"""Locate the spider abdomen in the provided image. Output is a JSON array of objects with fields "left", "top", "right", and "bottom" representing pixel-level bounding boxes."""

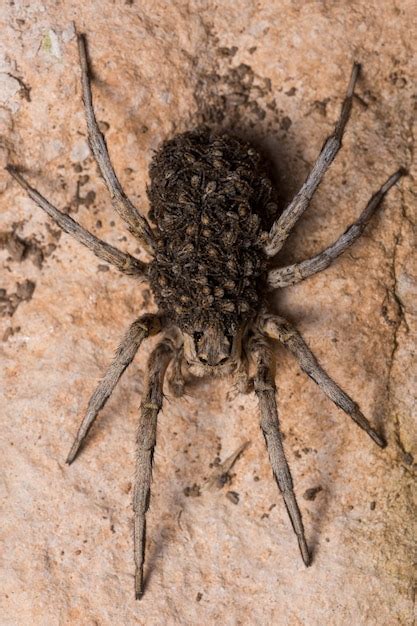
[{"left": 147, "top": 127, "right": 277, "bottom": 334}]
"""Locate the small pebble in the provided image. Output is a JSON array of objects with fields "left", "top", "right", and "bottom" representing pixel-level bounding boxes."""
[
  {"left": 303, "top": 486, "right": 322, "bottom": 501},
  {"left": 226, "top": 491, "right": 240, "bottom": 505}
]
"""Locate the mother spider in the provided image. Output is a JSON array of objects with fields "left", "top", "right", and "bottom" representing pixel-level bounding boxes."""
[{"left": 6, "top": 33, "right": 405, "bottom": 599}]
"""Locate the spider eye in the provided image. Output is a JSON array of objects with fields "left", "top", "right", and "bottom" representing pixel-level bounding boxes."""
[{"left": 193, "top": 331, "right": 203, "bottom": 344}]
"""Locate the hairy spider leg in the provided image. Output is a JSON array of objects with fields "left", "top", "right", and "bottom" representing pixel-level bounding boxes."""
[
  {"left": 260, "top": 314, "right": 386, "bottom": 448},
  {"left": 265, "top": 63, "right": 361, "bottom": 257},
  {"left": 134, "top": 338, "right": 173, "bottom": 600},
  {"left": 268, "top": 168, "right": 406, "bottom": 288},
  {"left": 167, "top": 344, "right": 186, "bottom": 397},
  {"left": 249, "top": 333, "right": 311, "bottom": 566},
  {"left": 66, "top": 314, "right": 163, "bottom": 464},
  {"left": 5, "top": 166, "right": 146, "bottom": 277},
  {"left": 78, "top": 34, "right": 155, "bottom": 250}
]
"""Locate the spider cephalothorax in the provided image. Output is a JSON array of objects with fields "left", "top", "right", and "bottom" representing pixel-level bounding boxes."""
[{"left": 6, "top": 33, "right": 405, "bottom": 600}]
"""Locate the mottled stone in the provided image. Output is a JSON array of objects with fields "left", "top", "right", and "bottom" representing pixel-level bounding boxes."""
[{"left": 1, "top": 1, "right": 416, "bottom": 625}]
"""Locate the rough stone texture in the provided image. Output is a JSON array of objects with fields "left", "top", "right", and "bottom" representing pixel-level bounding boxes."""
[{"left": 0, "top": 2, "right": 416, "bottom": 625}]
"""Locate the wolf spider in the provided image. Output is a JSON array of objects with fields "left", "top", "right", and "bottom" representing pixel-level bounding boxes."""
[{"left": 6, "top": 33, "right": 405, "bottom": 599}]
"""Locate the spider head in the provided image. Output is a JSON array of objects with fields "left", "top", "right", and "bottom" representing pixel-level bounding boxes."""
[{"left": 182, "top": 321, "right": 242, "bottom": 377}]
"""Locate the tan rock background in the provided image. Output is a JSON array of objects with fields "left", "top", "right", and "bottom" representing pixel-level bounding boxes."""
[{"left": 0, "top": 2, "right": 416, "bottom": 625}]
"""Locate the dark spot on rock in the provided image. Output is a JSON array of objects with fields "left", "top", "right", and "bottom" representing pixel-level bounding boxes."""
[
  {"left": 226, "top": 490, "right": 239, "bottom": 504},
  {"left": 0, "top": 230, "right": 26, "bottom": 261},
  {"left": 183, "top": 483, "right": 201, "bottom": 497},
  {"left": 312, "top": 98, "right": 330, "bottom": 116},
  {"left": 285, "top": 87, "right": 297, "bottom": 96},
  {"left": 303, "top": 486, "right": 322, "bottom": 501},
  {"left": 218, "top": 46, "right": 238, "bottom": 58},
  {"left": 16, "top": 280, "right": 35, "bottom": 300},
  {"left": 0, "top": 229, "right": 47, "bottom": 268},
  {"left": 370, "top": 501, "right": 376, "bottom": 511},
  {"left": 403, "top": 452, "right": 414, "bottom": 465},
  {"left": 9, "top": 73, "right": 31, "bottom": 101},
  {"left": 280, "top": 116, "right": 292, "bottom": 131},
  {"left": 2, "top": 325, "right": 20, "bottom": 341},
  {"left": 2, "top": 327, "right": 13, "bottom": 341},
  {"left": 389, "top": 72, "right": 407, "bottom": 88},
  {"left": 97, "top": 264, "right": 110, "bottom": 272},
  {"left": 196, "top": 592, "right": 203, "bottom": 602},
  {"left": 82, "top": 190, "right": 96, "bottom": 208},
  {"left": 45, "top": 223, "right": 62, "bottom": 241},
  {"left": 0, "top": 280, "right": 35, "bottom": 317},
  {"left": 215, "top": 472, "right": 231, "bottom": 488}
]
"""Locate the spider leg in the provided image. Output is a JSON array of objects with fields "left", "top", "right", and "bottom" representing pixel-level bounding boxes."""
[
  {"left": 66, "top": 314, "right": 162, "bottom": 465},
  {"left": 268, "top": 168, "right": 406, "bottom": 289},
  {"left": 77, "top": 34, "right": 155, "bottom": 250},
  {"left": 167, "top": 344, "right": 185, "bottom": 397},
  {"left": 134, "top": 337, "right": 173, "bottom": 600},
  {"left": 247, "top": 331, "right": 311, "bottom": 566},
  {"left": 264, "top": 63, "right": 360, "bottom": 257},
  {"left": 6, "top": 166, "right": 147, "bottom": 277},
  {"left": 234, "top": 357, "right": 253, "bottom": 394},
  {"left": 259, "top": 314, "right": 386, "bottom": 448}
]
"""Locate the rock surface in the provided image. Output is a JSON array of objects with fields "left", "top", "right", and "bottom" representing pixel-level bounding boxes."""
[{"left": 0, "top": 2, "right": 416, "bottom": 625}]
